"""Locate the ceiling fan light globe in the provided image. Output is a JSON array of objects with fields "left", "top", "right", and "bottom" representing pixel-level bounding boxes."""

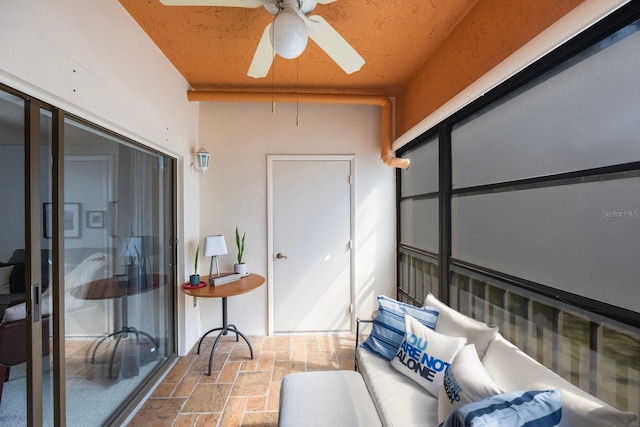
[{"left": 270, "top": 10, "right": 308, "bottom": 59}]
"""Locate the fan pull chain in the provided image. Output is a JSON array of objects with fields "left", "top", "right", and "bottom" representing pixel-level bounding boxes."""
[
  {"left": 296, "top": 57, "right": 300, "bottom": 126},
  {"left": 272, "top": 22, "right": 276, "bottom": 114},
  {"left": 272, "top": 62, "right": 276, "bottom": 114}
]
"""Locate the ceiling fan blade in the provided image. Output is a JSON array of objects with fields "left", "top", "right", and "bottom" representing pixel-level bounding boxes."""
[
  {"left": 307, "top": 15, "right": 365, "bottom": 74},
  {"left": 159, "top": 0, "right": 263, "bottom": 7},
  {"left": 248, "top": 23, "right": 275, "bottom": 78}
]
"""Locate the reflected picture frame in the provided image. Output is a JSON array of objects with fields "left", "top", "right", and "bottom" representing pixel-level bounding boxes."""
[
  {"left": 86, "top": 211, "right": 105, "bottom": 229},
  {"left": 43, "top": 202, "right": 82, "bottom": 239}
]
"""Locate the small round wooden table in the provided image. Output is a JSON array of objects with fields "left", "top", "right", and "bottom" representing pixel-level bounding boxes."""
[{"left": 181, "top": 273, "right": 265, "bottom": 376}]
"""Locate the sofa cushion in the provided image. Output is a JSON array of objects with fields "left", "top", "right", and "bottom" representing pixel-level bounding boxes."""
[
  {"left": 358, "top": 346, "right": 438, "bottom": 426},
  {"left": 279, "top": 371, "right": 382, "bottom": 427},
  {"left": 424, "top": 293, "right": 498, "bottom": 359},
  {"left": 4, "top": 249, "right": 52, "bottom": 294},
  {"left": 442, "top": 389, "right": 563, "bottom": 427},
  {"left": 2, "top": 302, "right": 25, "bottom": 323},
  {"left": 483, "top": 334, "right": 638, "bottom": 426},
  {"left": 362, "top": 295, "right": 439, "bottom": 360},
  {"left": 390, "top": 314, "right": 466, "bottom": 397},
  {"left": 0, "top": 264, "right": 13, "bottom": 294},
  {"left": 438, "top": 344, "right": 504, "bottom": 424}
]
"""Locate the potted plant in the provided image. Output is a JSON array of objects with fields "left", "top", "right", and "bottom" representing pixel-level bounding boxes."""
[
  {"left": 234, "top": 226, "right": 247, "bottom": 276},
  {"left": 189, "top": 244, "right": 200, "bottom": 286}
]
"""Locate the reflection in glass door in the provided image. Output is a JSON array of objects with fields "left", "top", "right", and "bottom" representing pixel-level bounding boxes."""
[
  {"left": 0, "top": 92, "right": 53, "bottom": 425},
  {"left": 63, "top": 118, "right": 175, "bottom": 425},
  {"left": 0, "top": 88, "right": 28, "bottom": 426},
  {"left": 1, "top": 86, "right": 176, "bottom": 425}
]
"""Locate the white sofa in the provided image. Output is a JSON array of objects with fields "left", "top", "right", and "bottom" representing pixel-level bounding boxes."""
[{"left": 355, "top": 293, "right": 638, "bottom": 427}]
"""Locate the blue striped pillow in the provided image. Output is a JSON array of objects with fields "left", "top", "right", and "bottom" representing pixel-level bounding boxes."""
[
  {"left": 441, "top": 389, "right": 562, "bottom": 427},
  {"left": 361, "top": 295, "right": 439, "bottom": 360}
]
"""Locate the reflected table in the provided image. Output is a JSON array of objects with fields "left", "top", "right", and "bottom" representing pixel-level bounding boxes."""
[
  {"left": 71, "top": 274, "right": 161, "bottom": 378},
  {"left": 181, "top": 273, "right": 265, "bottom": 376}
]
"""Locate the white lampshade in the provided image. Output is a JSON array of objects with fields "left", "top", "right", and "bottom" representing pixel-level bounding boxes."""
[
  {"left": 204, "top": 235, "right": 227, "bottom": 257},
  {"left": 270, "top": 10, "right": 308, "bottom": 59}
]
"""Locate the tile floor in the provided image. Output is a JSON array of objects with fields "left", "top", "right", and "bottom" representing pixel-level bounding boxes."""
[{"left": 128, "top": 333, "right": 357, "bottom": 427}]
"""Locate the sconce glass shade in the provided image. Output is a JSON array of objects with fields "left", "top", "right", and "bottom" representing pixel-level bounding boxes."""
[
  {"left": 194, "top": 147, "right": 210, "bottom": 175},
  {"left": 270, "top": 9, "right": 308, "bottom": 59},
  {"left": 204, "top": 235, "right": 227, "bottom": 257}
]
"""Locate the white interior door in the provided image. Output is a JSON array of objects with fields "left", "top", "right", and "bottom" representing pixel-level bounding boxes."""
[{"left": 268, "top": 155, "right": 354, "bottom": 333}]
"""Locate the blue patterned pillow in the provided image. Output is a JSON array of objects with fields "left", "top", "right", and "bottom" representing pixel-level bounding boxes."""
[
  {"left": 361, "top": 295, "right": 439, "bottom": 360},
  {"left": 441, "top": 389, "right": 562, "bottom": 427}
]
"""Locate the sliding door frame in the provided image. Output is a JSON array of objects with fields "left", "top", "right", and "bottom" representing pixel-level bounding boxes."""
[{"left": 25, "top": 97, "right": 44, "bottom": 427}]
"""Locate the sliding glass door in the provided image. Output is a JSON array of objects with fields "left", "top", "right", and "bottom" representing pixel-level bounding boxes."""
[
  {"left": 63, "top": 117, "right": 175, "bottom": 426},
  {"left": 0, "top": 84, "right": 177, "bottom": 426},
  {"left": 0, "top": 90, "right": 53, "bottom": 425}
]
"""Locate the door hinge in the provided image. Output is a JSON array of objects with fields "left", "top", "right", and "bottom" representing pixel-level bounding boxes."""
[
  {"left": 348, "top": 175, "right": 352, "bottom": 184},
  {"left": 348, "top": 240, "right": 353, "bottom": 249}
]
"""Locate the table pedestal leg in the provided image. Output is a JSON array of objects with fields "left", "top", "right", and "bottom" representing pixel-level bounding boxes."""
[
  {"left": 91, "top": 294, "right": 157, "bottom": 379},
  {"left": 195, "top": 296, "right": 253, "bottom": 376}
]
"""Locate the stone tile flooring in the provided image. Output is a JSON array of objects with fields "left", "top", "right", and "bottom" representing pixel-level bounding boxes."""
[{"left": 128, "top": 334, "right": 356, "bottom": 427}]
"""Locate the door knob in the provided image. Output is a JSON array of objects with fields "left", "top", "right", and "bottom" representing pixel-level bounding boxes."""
[{"left": 276, "top": 253, "right": 288, "bottom": 259}]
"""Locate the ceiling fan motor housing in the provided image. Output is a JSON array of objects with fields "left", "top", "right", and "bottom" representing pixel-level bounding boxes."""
[{"left": 270, "top": 8, "right": 308, "bottom": 58}]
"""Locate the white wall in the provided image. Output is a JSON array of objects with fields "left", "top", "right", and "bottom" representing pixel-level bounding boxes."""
[
  {"left": 0, "top": 0, "right": 396, "bottom": 352},
  {"left": 196, "top": 101, "right": 396, "bottom": 335},
  {"left": 0, "top": 0, "right": 201, "bottom": 354}
]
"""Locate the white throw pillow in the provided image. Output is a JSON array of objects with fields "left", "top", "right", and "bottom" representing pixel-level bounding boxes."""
[
  {"left": 0, "top": 282, "right": 10, "bottom": 294},
  {"left": 437, "top": 344, "right": 504, "bottom": 424},
  {"left": 0, "top": 265, "right": 14, "bottom": 294},
  {"left": 2, "top": 302, "right": 25, "bottom": 323},
  {"left": 390, "top": 314, "right": 466, "bottom": 397},
  {"left": 425, "top": 293, "right": 498, "bottom": 359}
]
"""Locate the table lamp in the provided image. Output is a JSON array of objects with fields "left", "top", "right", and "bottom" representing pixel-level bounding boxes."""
[{"left": 204, "top": 235, "right": 227, "bottom": 277}]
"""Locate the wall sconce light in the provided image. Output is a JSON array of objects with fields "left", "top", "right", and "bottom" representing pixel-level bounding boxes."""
[{"left": 191, "top": 147, "right": 210, "bottom": 175}]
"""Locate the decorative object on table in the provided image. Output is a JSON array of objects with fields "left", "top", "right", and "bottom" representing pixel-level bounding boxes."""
[
  {"left": 116, "top": 274, "right": 128, "bottom": 289},
  {"left": 190, "top": 147, "right": 210, "bottom": 175},
  {"left": 210, "top": 272, "right": 241, "bottom": 286},
  {"left": 204, "top": 235, "right": 228, "bottom": 285},
  {"left": 189, "top": 244, "right": 200, "bottom": 286},
  {"left": 234, "top": 225, "right": 247, "bottom": 276},
  {"left": 122, "top": 235, "right": 153, "bottom": 288},
  {"left": 183, "top": 280, "right": 206, "bottom": 289}
]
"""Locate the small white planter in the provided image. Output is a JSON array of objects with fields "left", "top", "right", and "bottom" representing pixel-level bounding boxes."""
[{"left": 234, "top": 263, "right": 247, "bottom": 276}]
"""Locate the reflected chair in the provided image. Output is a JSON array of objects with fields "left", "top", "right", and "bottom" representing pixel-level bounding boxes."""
[{"left": 0, "top": 309, "right": 50, "bottom": 404}]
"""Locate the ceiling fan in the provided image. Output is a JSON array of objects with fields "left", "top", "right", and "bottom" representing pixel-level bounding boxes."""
[{"left": 159, "top": 0, "right": 365, "bottom": 78}]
